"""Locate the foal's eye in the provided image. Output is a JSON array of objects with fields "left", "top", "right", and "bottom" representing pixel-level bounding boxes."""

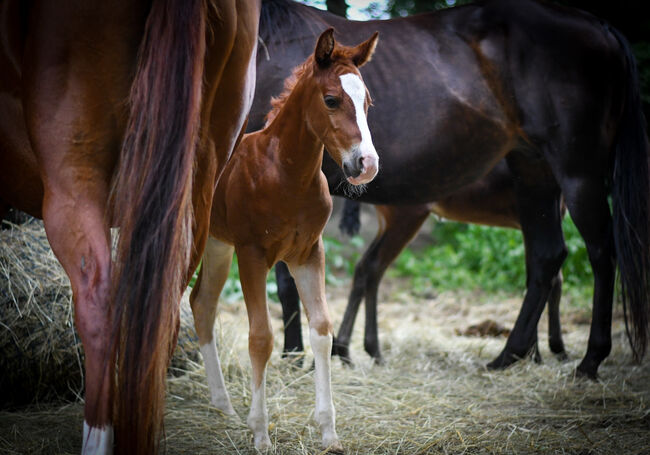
[{"left": 324, "top": 95, "right": 340, "bottom": 109}]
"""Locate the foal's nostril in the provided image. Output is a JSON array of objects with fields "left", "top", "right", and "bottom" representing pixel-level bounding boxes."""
[
  {"left": 342, "top": 160, "right": 361, "bottom": 178},
  {"left": 357, "top": 155, "right": 364, "bottom": 171}
]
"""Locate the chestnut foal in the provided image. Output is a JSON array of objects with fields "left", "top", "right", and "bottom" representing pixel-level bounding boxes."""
[{"left": 189, "top": 28, "right": 379, "bottom": 451}]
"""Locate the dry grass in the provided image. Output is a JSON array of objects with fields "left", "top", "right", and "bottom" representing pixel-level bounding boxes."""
[
  {"left": 0, "top": 220, "right": 199, "bottom": 407},
  {"left": 1, "top": 222, "right": 649, "bottom": 454}
]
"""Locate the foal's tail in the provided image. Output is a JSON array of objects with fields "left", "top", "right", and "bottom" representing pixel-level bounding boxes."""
[
  {"left": 110, "top": 0, "right": 206, "bottom": 453},
  {"left": 610, "top": 26, "right": 650, "bottom": 361}
]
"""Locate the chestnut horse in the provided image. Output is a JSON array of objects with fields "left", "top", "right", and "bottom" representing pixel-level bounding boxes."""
[
  {"left": 0, "top": 1, "right": 260, "bottom": 453},
  {"left": 254, "top": 0, "right": 650, "bottom": 379},
  {"left": 189, "top": 28, "right": 379, "bottom": 452}
]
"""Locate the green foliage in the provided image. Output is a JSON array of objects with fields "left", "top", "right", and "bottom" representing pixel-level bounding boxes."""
[{"left": 388, "top": 216, "right": 592, "bottom": 298}]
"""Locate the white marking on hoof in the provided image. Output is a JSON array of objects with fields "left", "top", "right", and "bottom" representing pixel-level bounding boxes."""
[
  {"left": 247, "top": 375, "right": 271, "bottom": 450},
  {"left": 82, "top": 421, "right": 113, "bottom": 455},
  {"left": 200, "top": 341, "right": 236, "bottom": 415}
]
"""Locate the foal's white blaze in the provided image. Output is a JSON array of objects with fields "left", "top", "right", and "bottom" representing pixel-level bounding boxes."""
[
  {"left": 310, "top": 327, "right": 340, "bottom": 449},
  {"left": 200, "top": 341, "right": 236, "bottom": 414},
  {"left": 339, "top": 73, "right": 379, "bottom": 185},
  {"left": 82, "top": 421, "right": 113, "bottom": 455}
]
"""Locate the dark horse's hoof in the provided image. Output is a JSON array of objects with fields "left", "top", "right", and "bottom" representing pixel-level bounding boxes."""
[
  {"left": 332, "top": 339, "right": 354, "bottom": 368},
  {"left": 553, "top": 350, "right": 569, "bottom": 362},
  {"left": 281, "top": 350, "right": 305, "bottom": 369},
  {"left": 576, "top": 360, "right": 599, "bottom": 381},
  {"left": 487, "top": 349, "right": 522, "bottom": 370}
]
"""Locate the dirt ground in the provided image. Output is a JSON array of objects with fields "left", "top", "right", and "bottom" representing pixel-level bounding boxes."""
[{"left": 1, "top": 274, "right": 649, "bottom": 454}]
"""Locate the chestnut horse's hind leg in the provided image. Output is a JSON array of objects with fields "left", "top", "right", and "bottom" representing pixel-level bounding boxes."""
[
  {"left": 288, "top": 238, "right": 342, "bottom": 453},
  {"left": 42, "top": 195, "right": 114, "bottom": 454},
  {"left": 335, "top": 204, "right": 430, "bottom": 366},
  {"left": 488, "top": 179, "right": 566, "bottom": 370},
  {"left": 189, "top": 237, "right": 236, "bottom": 414},
  {"left": 236, "top": 244, "right": 273, "bottom": 450}
]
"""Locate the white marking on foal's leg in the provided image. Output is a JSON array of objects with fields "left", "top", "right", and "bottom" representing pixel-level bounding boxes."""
[
  {"left": 82, "top": 421, "right": 113, "bottom": 455},
  {"left": 247, "top": 371, "right": 271, "bottom": 450},
  {"left": 200, "top": 341, "right": 236, "bottom": 415},
  {"left": 310, "top": 328, "right": 341, "bottom": 451}
]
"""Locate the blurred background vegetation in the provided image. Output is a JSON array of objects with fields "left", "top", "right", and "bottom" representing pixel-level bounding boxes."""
[{"left": 211, "top": 0, "right": 649, "bottom": 304}]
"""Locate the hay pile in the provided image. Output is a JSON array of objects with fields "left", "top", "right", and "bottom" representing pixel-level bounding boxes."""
[
  {"left": 1, "top": 276, "right": 649, "bottom": 454},
  {"left": 0, "top": 219, "right": 80, "bottom": 406},
  {"left": 0, "top": 219, "right": 200, "bottom": 407}
]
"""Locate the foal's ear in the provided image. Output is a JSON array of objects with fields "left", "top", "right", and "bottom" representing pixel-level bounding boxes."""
[
  {"left": 352, "top": 31, "right": 379, "bottom": 68},
  {"left": 315, "top": 28, "right": 336, "bottom": 68}
]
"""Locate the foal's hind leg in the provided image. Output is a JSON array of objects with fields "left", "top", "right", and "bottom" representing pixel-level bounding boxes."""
[
  {"left": 237, "top": 245, "right": 274, "bottom": 450},
  {"left": 288, "top": 238, "right": 342, "bottom": 452},
  {"left": 488, "top": 182, "right": 566, "bottom": 369},
  {"left": 335, "top": 204, "right": 430, "bottom": 365},
  {"left": 189, "top": 237, "right": 236, "bottom": 414}
]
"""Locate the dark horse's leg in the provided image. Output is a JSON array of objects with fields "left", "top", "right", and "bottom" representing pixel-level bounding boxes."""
[
  {"left": 338, "top": 199, "right": 361, "bottom": 237},
  {"left": 488, "top": 154, "right": 567, "bottom": 369},
  {"left": 564, "top": 181, "right": 615, "bottom": 379},
  {"left": 547, "top": 271, "right": 568, "bottom": 360},
  {"left": 276, "top": 261, "right": 304, "bottom": 359},
  {"left": 334, "top": 204, "right": 430, "bottom": 365}
]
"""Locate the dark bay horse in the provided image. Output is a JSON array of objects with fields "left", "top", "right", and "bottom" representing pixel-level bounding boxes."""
[
  {"left": 189, "top": 29, "right": 379, "bottom": 451},
  {"left": 253, "top": 0, "right": 650, "bottom": 379},
  {"left": 279, "top": 162, "right": 566, "bottom": 367},
  {"left": 0, "top": 1, "right": 260, "bottom": 453}
]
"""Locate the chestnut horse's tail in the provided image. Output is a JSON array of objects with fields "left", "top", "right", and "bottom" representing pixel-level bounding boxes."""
[
  {"left": 110, "top": 0, "right": 206, "bottom": 453},
  {"left": 610, "top": 26, "right": 650, "bottom": 361}
]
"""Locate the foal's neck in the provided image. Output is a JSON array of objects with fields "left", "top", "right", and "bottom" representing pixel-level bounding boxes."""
[{"left": 265, "top": 85, "right": 324, "bottom": 188}]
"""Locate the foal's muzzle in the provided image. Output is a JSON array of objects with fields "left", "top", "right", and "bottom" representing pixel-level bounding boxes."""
[{"left": 343, "top": 148, "right": 379, "bottom": 185}]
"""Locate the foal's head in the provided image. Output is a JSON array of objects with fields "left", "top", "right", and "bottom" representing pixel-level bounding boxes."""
[{"left": 269, "top": 28, "right": 380, "bottom": 186}]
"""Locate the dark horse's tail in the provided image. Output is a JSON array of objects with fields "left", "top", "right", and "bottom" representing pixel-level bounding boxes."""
[
  {"left": 610, "top": 26, "right": 650, "bottom": 361},
  {"left": 110, "top": 0, "right": 206, "bottom": 453}
]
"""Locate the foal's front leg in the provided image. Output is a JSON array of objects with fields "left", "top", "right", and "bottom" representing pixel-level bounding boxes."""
[
  {"left": 288, "top": 238, "right": 342, "bottom": 453},
  {"left": 237, "top": 245, "right": 274, "bottom": 450}
]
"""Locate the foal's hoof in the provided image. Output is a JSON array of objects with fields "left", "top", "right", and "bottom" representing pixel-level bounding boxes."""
[
  {"left": 323, "top": 440, "right": 344, "bottom": 454},
  {"left": 253, "top": 432, "right": 272, "bottom": 451}
]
